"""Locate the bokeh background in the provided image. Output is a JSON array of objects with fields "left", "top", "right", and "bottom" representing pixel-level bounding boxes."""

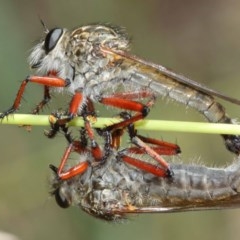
[{"left": 1, "top": 1, "right": 240, "bottom": 240}]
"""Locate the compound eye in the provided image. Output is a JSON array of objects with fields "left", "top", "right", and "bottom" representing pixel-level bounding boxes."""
[
  {"left": 44, "top": 28, "right": 63, "bottom": 54},
  {"left": 54, "top": 188, "right": 70, "bottom": 209}
]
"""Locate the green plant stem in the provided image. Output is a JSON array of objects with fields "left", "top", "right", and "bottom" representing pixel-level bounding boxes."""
[{"left": 1, "top": 113, "right": 240, "bottom": 135}]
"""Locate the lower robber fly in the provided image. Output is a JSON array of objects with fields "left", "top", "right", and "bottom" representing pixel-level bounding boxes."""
[
  {"left": 1, "top": 22, "right": 240, "bottom": 155},
  {"left": 50, "top": 129, "right": 240, "bottom": 221}
]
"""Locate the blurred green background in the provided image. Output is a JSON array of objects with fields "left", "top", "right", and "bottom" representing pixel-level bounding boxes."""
[{"left": 1, "top": 1, "right": 240, "bottom": 240}]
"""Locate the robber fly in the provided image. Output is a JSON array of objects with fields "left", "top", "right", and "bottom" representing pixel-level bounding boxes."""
[
  {"left": 1, "top": 23, "right": 240, "bottom": 156},
  {"left": 50, "top": 129, "right": 240, "bottom": 221}
]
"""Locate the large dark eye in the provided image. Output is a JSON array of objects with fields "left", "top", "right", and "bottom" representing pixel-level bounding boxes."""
[
  {"left": 49, "top": 164, "right": 70, "bottom": 208},
  {"left": 44, "top": 28, "right": 63, "bottom": 54},
  {"left": 54, "top": 188, "right": 70, "bottom": 209}
]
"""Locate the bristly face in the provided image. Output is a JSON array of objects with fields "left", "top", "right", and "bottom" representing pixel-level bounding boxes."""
[{"left": 28, "top": 24, "right": 130, "bottom": 80}]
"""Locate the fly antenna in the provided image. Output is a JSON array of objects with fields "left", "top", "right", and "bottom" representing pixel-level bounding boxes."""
[{"left": 39, "top": 17, "right": 49, "bottom": 34}]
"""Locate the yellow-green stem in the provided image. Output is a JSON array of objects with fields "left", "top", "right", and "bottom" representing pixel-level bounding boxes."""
[{"left": 1, "top": 113, "right": 240, "bottom": 135}]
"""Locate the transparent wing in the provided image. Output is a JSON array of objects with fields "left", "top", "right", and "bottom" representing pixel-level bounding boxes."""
[
  {"left": 110, "top": 199, "right": 240, "bottom": 215},
  {"left": 100, "top": 46, "right": 240, "bottom": 105}
]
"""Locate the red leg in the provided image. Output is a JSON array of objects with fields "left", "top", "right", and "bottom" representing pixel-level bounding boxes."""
[
  {"left": 68, "top": 91, "right": 83, "bottom": 117},
  {"left": 101, "top": 97, "right": 146, "bottom": 112},
  {"left": 99, "top": 90, "right": 156, "bottom": 131},
  {"left": 48, "top": 91, "right": 84, "bottom": 128},
  {"left": 134, "top": 135, "right": 181, "bottom": 155},
  {"left": 121, "top": 155, "right": 167, "bottom": 177},
  {"left": 84, "top": 120, "right": 103, "bottom": 162},
  {"left": 57, "top": 142, "right": 89, "bottom": 180},
  {"left": 0, "top": 75, "right": 67, "bottom": 118},
  {"left": 79, "top": 98, "right": 104, "bottom": 162}
]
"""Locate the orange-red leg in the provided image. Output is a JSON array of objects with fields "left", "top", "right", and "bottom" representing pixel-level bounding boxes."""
[
  {"left": 99, "top": 90, "right": 156, "bottom": 132},
  {"left": 131, "top": 135, "right": 181, "bottom": 155},
  {"left": 121, "top": 155, "right": 167, "bottom": 177},
  {"left": 56, "top": 141, "right": 89, "bottom": 180},
  {"left": 0, "top": 75, "right": 67, "bottom": 118}
]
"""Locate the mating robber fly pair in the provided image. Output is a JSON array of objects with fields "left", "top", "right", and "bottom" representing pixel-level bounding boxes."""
[{"left": 1, "top": 22, "right": 240, "bottom": 219}]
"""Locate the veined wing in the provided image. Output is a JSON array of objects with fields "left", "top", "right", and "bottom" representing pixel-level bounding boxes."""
[
  {"left": 100, "top": 46, "right": 240, "bottom": 105},
  {"left": 110, "top": 196, "right": 240, "bottom": 216}
]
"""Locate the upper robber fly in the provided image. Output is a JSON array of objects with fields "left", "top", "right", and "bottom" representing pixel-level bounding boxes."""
[{"left": 1, "top": 23, "right": 240, "bottom": 154}]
